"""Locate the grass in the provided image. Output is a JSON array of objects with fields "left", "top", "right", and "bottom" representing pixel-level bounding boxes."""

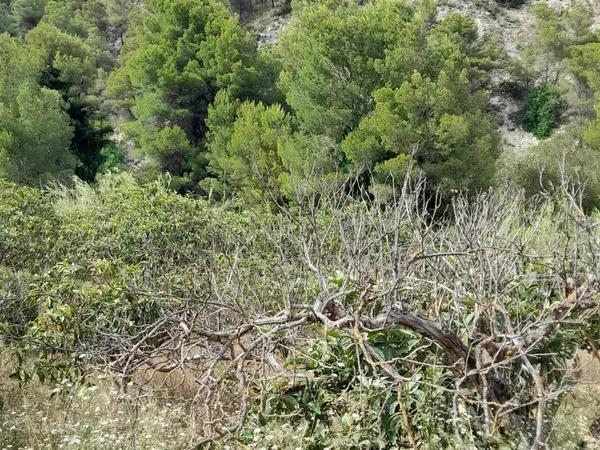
[
  {"left": 548, "top": 353, "right": 600, "bottom": 449},
  {"left": 0, "top": 357, "right": 202, "bottom": 450},
  {"left": 1, "top": 353, "right": 599, "bottom": 449}
]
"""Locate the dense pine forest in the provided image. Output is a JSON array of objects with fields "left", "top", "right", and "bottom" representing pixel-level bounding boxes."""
[{"left": 1, "top": 0, "right": 600, "bottom": 448}]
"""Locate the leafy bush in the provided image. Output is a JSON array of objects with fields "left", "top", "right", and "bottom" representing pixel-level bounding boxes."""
[
  {"left": 99, "top": 143, "right": 127, "bottom": 173},
  {"left": 241, "top": 330, "right": 517, "bottom": 449},
  {"left": 522, "top": 84, "right": 562, "bottom": 138},
  {"left": 506, "top": 126, "right": 600, "bottom": 212},
  {"left": 0, "top": 174, "right": 280, "bottom": 382},
  {"left": 2, "top": 174, "right": 600, "bottom": 448}
]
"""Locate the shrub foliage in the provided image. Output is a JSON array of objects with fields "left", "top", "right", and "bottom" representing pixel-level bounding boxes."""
[{"left": 522, "top": 84, "right": 561, "bottom": 138}]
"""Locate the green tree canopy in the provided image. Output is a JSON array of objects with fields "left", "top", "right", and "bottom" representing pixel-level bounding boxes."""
[
  {"left": 205, "top": 91, "right": 290, "bottom": 198},
  {"left": 26, "top": 22, "right": 112, "bottom": 180},
  {"left": 107, "top": 0, "right": 274, "bottom": 188},
  {"left": 0, "top": 2, "right": 18, "bottom": 35},
  {"left": 0, "top": 84, "right": 75, "bottom": 183},
  {"left": 39, "top": 0, "right": 113, "bottom": 69},
  {"left": 513, "top": 1, "right": 595, "bottom": 88},
  {"left": 343, "top": 70, "right": 498, "bottom": 196},
  {"left": 277, "top": 0, "right": 500, "bottom": 197},
  {"left": 11, "top": 0, "right": 47, "bottom": 34},
  {"left": 277, "top": 0, "right": 424, "bottom": 141},
  {"left": 0, "top": 33, "right": 75, "bottom": 183}
]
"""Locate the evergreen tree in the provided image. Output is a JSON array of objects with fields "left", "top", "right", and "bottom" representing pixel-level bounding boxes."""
[
  {"left": 0, "top": 33, "right": 75, "bottom": 183},
  {"left": 11, "top": 0, "right": 47, "bottom": 34},
  {"left": 278, "top": 0, "right": 499, "bottom": 197},
  {"left": 0, "top": 84, "right": 75, "bottom": 184},
  {"left": 26, "top": 22, "right": 112, "bottom": 180},
  {"left": 107, "top": 0, "right": 272, "bottom": 189},
  {"left": 206, "top": 92, "right": 290, "bottom": 197}
]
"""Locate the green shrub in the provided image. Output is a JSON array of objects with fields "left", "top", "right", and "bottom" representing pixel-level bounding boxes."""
[
  {"left": 2, "top": 174, "right": 599, "bottom": 447},
  {"left": 506, "top": 126, "right": 600, "bottom": 212},
  {"left": 522, "top": 84, "right": 561, "bottom": 138},
  {"left": 99, "top": 143, "right": 127, "bottom": 173}
]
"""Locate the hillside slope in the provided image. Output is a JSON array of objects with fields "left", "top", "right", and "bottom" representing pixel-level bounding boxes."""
[{"left": 251, "top": 0, "right": 600, "bottom": 155}]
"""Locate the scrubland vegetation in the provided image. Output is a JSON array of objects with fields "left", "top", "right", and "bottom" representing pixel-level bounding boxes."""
[{"left": 1, "top": 0, "right": 600, "bottom": 448}]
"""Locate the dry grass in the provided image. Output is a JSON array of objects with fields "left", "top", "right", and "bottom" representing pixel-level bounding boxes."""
[
  {"left": 0, "top": 356, "right": 204, "bottom": 450},
  {"left": 549, "top": 352, "right": 600, "bottom": 449},
  {"left": 2, "top": 351, "right": 600, "bottom": 449}
]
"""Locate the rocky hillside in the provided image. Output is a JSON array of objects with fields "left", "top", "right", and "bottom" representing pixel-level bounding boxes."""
[
  {"left": 251, "top": 0, "right": 600, "bottom": 155},
  {"left": 441, "top": 0, "right": 600, "bottom": 154}
]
